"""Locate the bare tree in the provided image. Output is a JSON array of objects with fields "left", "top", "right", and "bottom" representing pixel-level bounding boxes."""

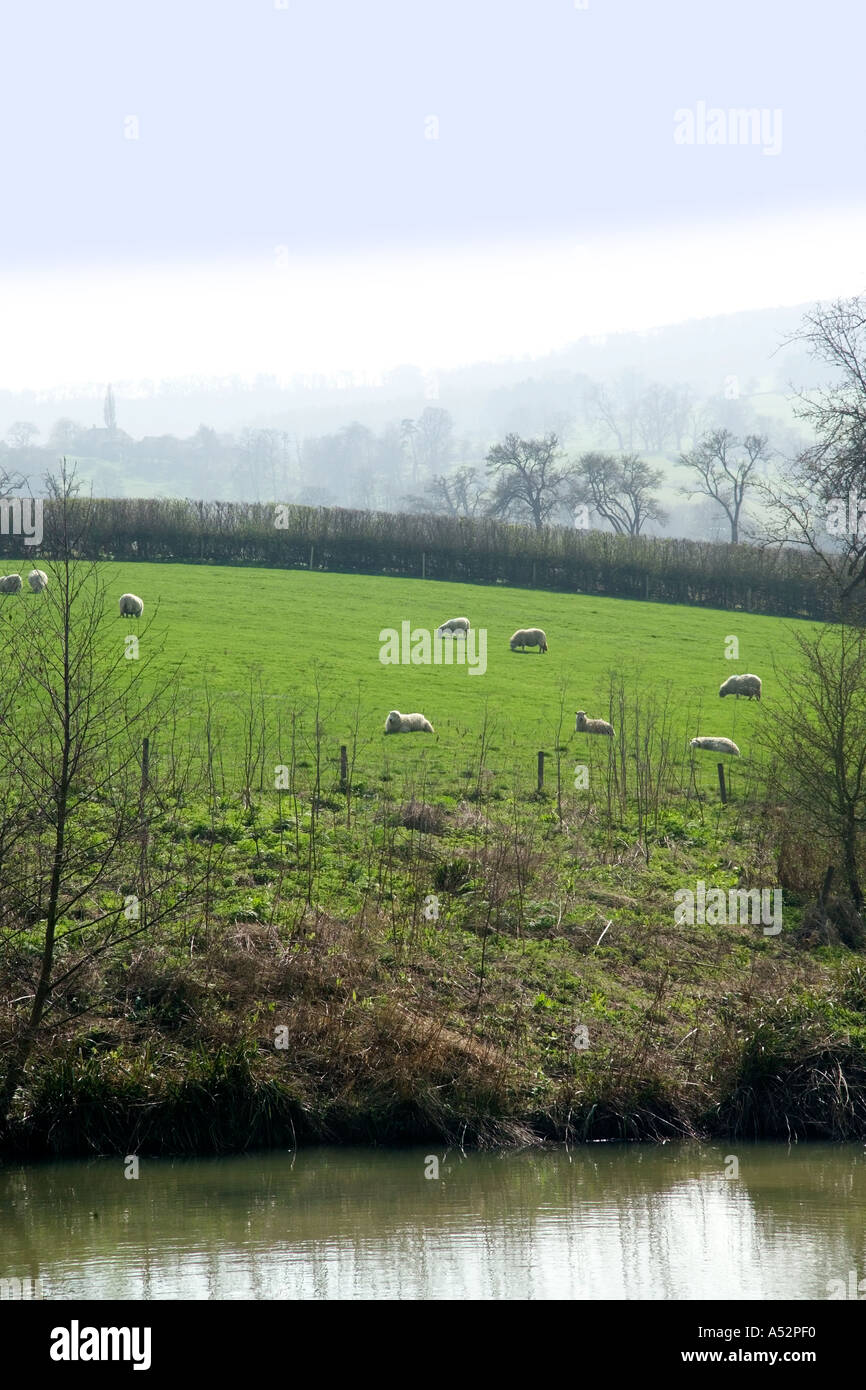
[
  {"left": 400, "top": 418, "right": 419, "bottom": 484},
  {"left": 666, "top": 384, "right": 698, "bottom": 453},
  {"left": 413, "top": 407, "right": 454, "bottom": 476},
  {"left": 5, "top": 422, "right": 39, "bottom": 450},
  {"left": 678, "top": 428, "right": 768, "bottom": 543},
  {"left": 760, "top": 296, "right": 866, "bottom": 600},
  {"left": 760, "top": 622, "right": 866, "bottom": 910},
  {"left": 234, "top": 427, "right": 295, "bottom": 502},
  {"left": 586, "top": 375, "right": 696, "bottom": 455},
  {"left": 571, "top": 451, "right": 667, "bottom": 536},
  {"left": 636, "top": 382, "right": 694, "bottom": 453},
  {"left": 584, "top": 374, "right": 643, "bottom": 453},
  {"left": 48, "top": 419, "right": 84, "bottom": 454},
  {"left": 404, "top": 465, "right": 488, "bottom": 517},
  {"left": 486, "top": 432, "right": 570, "bottom": 531},
  {"left": 0, "top": 460, "right": 25, "bottom": 494},
  {"left": 0, "top": 466, "right": 214, "bottom": 1139}
]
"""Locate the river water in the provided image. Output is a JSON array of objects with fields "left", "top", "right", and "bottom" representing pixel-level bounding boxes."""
[{"left": 1, "top": 1142, "right": 864, "bottom": 1300}]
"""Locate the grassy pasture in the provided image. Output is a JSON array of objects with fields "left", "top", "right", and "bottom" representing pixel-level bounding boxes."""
[
  {"left": 7, "top": 559, "right": 856, "bottom": 1156},
  {"left": 48, "top": 561, "right": 811, "bottom": 793}
]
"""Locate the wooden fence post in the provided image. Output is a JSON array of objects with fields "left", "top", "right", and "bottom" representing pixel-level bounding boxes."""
[
  {"left": 717, "top": 762, "right": 727, "bottom": 804},
  {"left": 537, "top": 750, "right": 545, "bottom": 792},
  {"left": 422, "top": 551, "right": 426, "bottom": 579},
  {"left": 340, "top": 744, "right": 348, "bottom": 792},
  {"left": 309, "top": 545, "right": 314, "bottom": 570}
]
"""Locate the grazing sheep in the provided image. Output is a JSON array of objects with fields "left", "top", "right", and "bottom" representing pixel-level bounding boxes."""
[
  {"left": 509, "top": 627, "right": 548, "bottom": 653},
  {"left": 436, "top": 616, "right": 470, "bottom": 637},
  {"left": 690, "top": 736, "right": 740, "bottom": 756},
  {"left": 575, "top": 710, "right": 614, "bottom": 737},
  {"left": 384, "top": 709, "right": 435, "bottom": 734},
  {"left": 0, "top": 574, "right": 23, "bottom": 594},
  {"left": 27, "top": 569, "right": 48, "bottom": 592},
  {"left": 118, "top": 593, "right": 144, "bottom": 618},
  {"left": 719, "top": 673, "right": 762, "bottom": 701}
]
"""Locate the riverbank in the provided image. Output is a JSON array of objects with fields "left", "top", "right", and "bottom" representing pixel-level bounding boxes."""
[{"left": 3, "top": 787, "right": 866, "bottom": 1158}]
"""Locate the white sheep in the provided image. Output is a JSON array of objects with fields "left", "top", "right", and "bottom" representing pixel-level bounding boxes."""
[
  {"left": 27, "top": 569, "right": 48, "bottom": 592},
  {"left": 575, "top": 710, "right": 615, "bottom": 737},
  {"left": 719, "top": 673, "right": 762, "bottom": 701},
  {"left": 690, "top": 737, "right": 740, "bottom": 756},
  {"left": 384, "top": 709, "right": 434, "bottom": 734},
  {"left": 0, "top": 574, "right": 23, "bottom": 594},
  {"left": 118, "top": 593, "right": 144, "bottom": 618},
  {"left": 435, "top": 616, "right": 470, "bottom": 637},
  {"left": 510, "top": 627, "right": 548, "bottom": 653}
]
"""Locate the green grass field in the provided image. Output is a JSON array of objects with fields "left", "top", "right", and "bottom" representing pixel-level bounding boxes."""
[
  {"left": 8, "top": 558, "right": 858, "bottom": 1156},
  {"left": 93, "top": 561, "right": 806, "bottom": 790}
]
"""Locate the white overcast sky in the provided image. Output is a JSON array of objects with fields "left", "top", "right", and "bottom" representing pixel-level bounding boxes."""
[{"left": 2, "top": 0, "right": 865, "bottom": 390}]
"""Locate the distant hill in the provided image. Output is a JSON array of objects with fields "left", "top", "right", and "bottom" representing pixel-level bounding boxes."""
[{"left": 0, "top": 302, "right": 836, "bottom": 445}]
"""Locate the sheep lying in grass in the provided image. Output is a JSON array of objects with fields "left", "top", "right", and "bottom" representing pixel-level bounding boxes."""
[
  {"left": 118, "top": 593, "right": 144, "bottom": 618},
  {"left": 575, "top": 710, "right": 615, "bottom": 737},
  {"left": 0, "top": 574, "right": 23, "bottom": 594},
  {"left": 27, "top": 569, "right": 48, "bottom": 592},
  {"left": 384, "top": 709, "right": 434, "bottom": 734},
  {"left": 690, "top": 736, "right": 740, "bottom": 756},
  {"left": 510, "top": 627, "right": 548, "bottom": 653},
  {"left": 436, "top": 616, "right": 470, "bottom": 637},
  {"left": 719, "top": 673, "right": 762, "bottom": 701}
]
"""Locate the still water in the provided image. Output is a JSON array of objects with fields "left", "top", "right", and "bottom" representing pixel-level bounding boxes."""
[{"left": 2, "top": 1143, "right": 864, "bottom": 1300}]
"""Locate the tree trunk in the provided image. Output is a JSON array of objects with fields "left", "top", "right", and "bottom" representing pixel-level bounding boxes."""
[
  {"left": 842, "top": 825, "right": 864, "bottom": 910},
  {"left": 0, "top": 803, "right": 67, "bottom": 1133},
  {"left": 0, "top": 601, "right": 72, "bottom": 1139}
]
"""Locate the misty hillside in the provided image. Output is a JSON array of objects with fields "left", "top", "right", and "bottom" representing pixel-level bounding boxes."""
[
  {"left": 0, "top": 301, "right": 833, "bottom": 541},
  {"left": 0, "top": 302, "right": 831, "bottom": 439}
]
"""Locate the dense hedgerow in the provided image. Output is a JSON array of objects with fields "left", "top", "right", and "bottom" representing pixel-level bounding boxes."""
[{"left": 26, "top": 495, "right": 851, "bottom": 620}]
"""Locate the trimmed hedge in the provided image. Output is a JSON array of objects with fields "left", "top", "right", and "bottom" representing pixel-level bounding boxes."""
[{"left": 29, "top": 496, "right": 849, "bottom": 620}]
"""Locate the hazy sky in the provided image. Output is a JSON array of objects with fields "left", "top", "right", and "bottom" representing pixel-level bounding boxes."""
[{"left": 2, "top": 0, "right": 865, "bottom": 389}]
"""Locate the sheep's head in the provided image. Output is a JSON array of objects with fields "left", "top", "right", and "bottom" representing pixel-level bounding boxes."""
[
  {"left": 385, "top": 710, "right": 402, "bottom": 731},
  {"left": 575, "top": 710, "right": 586, "bottom": 727}
]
